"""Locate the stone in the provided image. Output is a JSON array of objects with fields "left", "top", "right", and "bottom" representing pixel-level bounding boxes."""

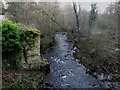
[{"left": 21, "top": 35, "right": 50, "bottom": 73}]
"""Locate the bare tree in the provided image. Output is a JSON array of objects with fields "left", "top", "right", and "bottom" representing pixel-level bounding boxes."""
[{"left": 73, "top": 2, "right": 81, "bottom": 36}]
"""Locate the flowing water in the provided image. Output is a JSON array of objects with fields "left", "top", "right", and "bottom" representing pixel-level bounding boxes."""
[{"left": 44, "top": 32, "right": 103, "bottom": 88}]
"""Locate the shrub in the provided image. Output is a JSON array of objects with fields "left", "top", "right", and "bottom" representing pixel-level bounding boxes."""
[
  {"left": 1, "top": 20, "right": 41, "bottom": 70},
  {"left": 1, "top": 19, "right": 22, "bottom": 70},
  {"left": 1, "top": 19, "right": 22, "bottom": 52}
]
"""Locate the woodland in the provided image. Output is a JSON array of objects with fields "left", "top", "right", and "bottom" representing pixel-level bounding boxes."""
[{"left": 0, "top": 1, "right": 120, "bottom": 88}]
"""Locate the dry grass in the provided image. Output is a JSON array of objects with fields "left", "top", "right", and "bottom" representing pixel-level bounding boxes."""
[{"left": 74, "top": 28, "right": 120, "bottom": 79}]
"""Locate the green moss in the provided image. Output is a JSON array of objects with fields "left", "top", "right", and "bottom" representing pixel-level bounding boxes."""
[
  {"left": 22, "top": 27, "right": 41, "bottom": 49},
  {"left": 26, "top": 28, "right": 41, "bottom": 36}
]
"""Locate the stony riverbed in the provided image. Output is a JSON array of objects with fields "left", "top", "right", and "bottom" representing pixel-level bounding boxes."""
[{"left": 44, "top": 32, "right": 105, "bottom": 88}]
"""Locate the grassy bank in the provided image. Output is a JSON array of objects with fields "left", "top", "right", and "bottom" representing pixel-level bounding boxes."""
[{"left": 2, "top": 71, "right": 44, "bottom": 88}]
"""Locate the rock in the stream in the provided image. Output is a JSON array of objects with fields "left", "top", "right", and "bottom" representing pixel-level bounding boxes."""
[
  {"left": 45, "top": 82, "right": 50, "bottom": 86},
  {"left": 105, "top": 81, "right": 113, "bottom": 88},
  {"left": 38, "top": 81, "right": 53, "bottom": 88},
  {"left": 93, "top": 72, "right": 97, "bottom": 79}
]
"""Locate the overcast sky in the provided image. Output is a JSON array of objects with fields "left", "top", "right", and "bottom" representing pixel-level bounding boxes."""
[
  {"left": 78, "top": 2, "right": 112, "bottom": 13},
  {"left": 3, "top": 0, "right": 117, "bottom": 13},
  {"left": 35, "top": 0, "right": 116, "bottom": 13},
  {"left": 59, "top": 2, "right": 115, "bottom": 13}
]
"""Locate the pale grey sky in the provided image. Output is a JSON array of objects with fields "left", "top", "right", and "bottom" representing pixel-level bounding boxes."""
[
  {"left": 59, "top": 2, "right": 113, "bottom": 13},
  {"left": 80, "top": 2, "right": 111, "bottom": 13},
  {"left": 3, "top": 0, "right": 116, "bottom": 13}
]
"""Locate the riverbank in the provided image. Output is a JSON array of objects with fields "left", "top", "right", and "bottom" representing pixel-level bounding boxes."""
[
  {"left": 2, "top": 58, "right": 50, "bottom": 88},
  {"left": 74, "top": 48, "right": 120, "bottom": 88},
  {"left": 73, "top": 30, "right": 120, "bottom": 88}
]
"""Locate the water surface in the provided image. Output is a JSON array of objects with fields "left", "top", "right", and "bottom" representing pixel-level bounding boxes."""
[{"left": 44, "top": 32, "right": 103, "bottom": 88}]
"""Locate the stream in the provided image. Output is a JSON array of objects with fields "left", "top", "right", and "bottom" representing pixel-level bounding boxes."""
[{"left": 44, "top": 32, "right": 104, "bottom": 88}]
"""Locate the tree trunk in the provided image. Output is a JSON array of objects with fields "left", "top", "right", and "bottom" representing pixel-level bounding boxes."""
[{"left": 73, "top": 2, "right": 81, "bottom": 37}]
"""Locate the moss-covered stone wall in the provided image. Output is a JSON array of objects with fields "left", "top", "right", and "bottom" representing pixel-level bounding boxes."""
[
  {"left": 22, "top": 35, "right": 41, "bottom": 69},
  {"left": 1, "top": 19, "right": 50, "bottom": 75}
]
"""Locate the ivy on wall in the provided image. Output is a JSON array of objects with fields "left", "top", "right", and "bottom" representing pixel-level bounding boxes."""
[
  {"left": 1, "top": 19, "right": 41, "bottom": 70},
  {"left": 1, "top": 19, "right": 22, "bottom": 52},
  {"left": 22, "top": 28, "right": 41, "bottom": 49}
]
